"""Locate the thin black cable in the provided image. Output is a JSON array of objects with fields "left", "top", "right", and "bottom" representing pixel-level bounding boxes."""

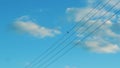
[
  {"left": 36, "top": 0, "right": 117, "bottom": 68},
  {"left": 26, "top": 0, "right": 112, "bottom": 68},
  {"left": 43, "top": 3, "right": 120, "bottom": 68},
  {"left": 25, "top": 34, "right": 67, "bottom": 68},
  {"left": 30, "top": 0, "right": 112, "bottom": 68},
  {"left": 29, "top": 1, "right": 112, "bottom": 68},
  {"left": 26, "top": 1, "right": 104, "bottom": 68},
  {"left": 25, "top": 3, "right": 100, "bottom": 68}
]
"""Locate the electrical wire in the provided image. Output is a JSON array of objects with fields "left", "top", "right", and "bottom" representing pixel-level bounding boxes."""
[
  {"left": 37, "top": 1, "right": 120, "bottom": 68},
  {"left": 35, "top": 0, "right": 119, "bottom": 67},
  {"left": 43, "top": 3, "right": 120, "bottom": 68},
  {"left": 25, "top": 1, "right": 104, "bottom": 68},
  {"left": 26, "top": 0, "right": 112, "bottom": 68}
]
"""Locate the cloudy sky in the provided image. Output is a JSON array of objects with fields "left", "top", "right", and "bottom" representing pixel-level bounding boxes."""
[{"left": 0, "top": 0, "right": 120, "bottom": 68}]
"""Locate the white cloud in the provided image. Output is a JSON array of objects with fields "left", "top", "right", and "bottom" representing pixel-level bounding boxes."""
[
  {"left": 66, "top": 0, "right": 120, "bottom": 53},
  {"left": 13, "top": 16, "right": 61, "bottom": 38},
  {"left": 66, "top": 7, "right": 115, "bottom": 22},
  {"left": 104, "top": 0, "right": 120, "bottom": 10},
  {"left": 65, "top": 65, "right": 77, "bottom": 68},
  {"left": 85, "top": 39, "right": 120, "bottom": 53}
]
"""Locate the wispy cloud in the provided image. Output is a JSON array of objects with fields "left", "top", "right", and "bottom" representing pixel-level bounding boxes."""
[
  {"left": 66, "top": 7, "right": 114, "bottom": 22},
  {"left": 85, "top": 39, "right": 120, "bottom": 53},
  {"left": 104, "top": 0, "right": 120, "bottom": 10},
  {"left": 66, "top": 0, "right": 120, "bottom": 53},
  {"left": 65, "top": 65, "right": 77, "bottom": 68},
  {"left": 13, "top": 16, "right": 61, "bottom": 38}
]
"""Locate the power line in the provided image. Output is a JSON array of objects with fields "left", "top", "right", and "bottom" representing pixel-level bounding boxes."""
[
  {"left": 35, "top": 0, "right": 118, "bottom": 68},
  {"left": 42, "top": 2, "right": 120, "bottom": 68},
  {"left": 26, "top": 0, "right": 112, "bottom": 68},
  {"left": 25, "top": 1, "right": 104, "bottom": 68},
  {"left": 29, "top": 0, "right": 112, "bottom": 68}
]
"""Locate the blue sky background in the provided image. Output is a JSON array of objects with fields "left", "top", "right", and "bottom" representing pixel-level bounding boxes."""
[{"left": 0, "top": 0, "right": 120, "bottom": 68}]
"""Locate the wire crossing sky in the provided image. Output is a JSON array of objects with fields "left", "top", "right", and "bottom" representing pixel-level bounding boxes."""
[
  {"left": 40, "top": 1, "right": 120, "bottom": 68},
  {"left": 25, "top": 1, "right": 110, "bottom": 68},
  {"left": 0, "top": 0, "right": 120, "bottom": 68},
  {"left": 27, "top": 0, "right": 116, "bottom": 68}
]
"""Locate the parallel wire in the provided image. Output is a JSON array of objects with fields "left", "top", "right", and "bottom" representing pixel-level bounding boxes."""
[
  {"left": 42, "top": 2, "right": 120, "bottom": 68},
  {"left": 25, "top": 33, "right": 67, "bottom": 68},
  {"left": 30, "top": 0, "right": 111, "bottom": 68},
  {"left": 35, "top": 0, "right": 118, "bottom": 68},
  {"left": 27, "top": 0, "right": 112, "bottom": 68},
  {"left": 25, "top": 1, "right": 104, "bottom": 68}
]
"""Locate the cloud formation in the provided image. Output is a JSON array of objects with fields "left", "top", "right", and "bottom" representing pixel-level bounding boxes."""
[
  {"left": 104, "top": 0, "right": 120, "bottom": 10},
  {"left": 13, "top": 16, "right": 61, "bottom": 38},
  {"left": 66, "top": 0, "right": 120, "bottom": 53},
  {"left": 65, "top": 65, "right": 77, "bottom": 68}
]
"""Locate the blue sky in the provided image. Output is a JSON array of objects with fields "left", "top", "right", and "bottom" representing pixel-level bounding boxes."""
[{"left": 0, "top": 0, "right": 120, "bottom": 68}]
